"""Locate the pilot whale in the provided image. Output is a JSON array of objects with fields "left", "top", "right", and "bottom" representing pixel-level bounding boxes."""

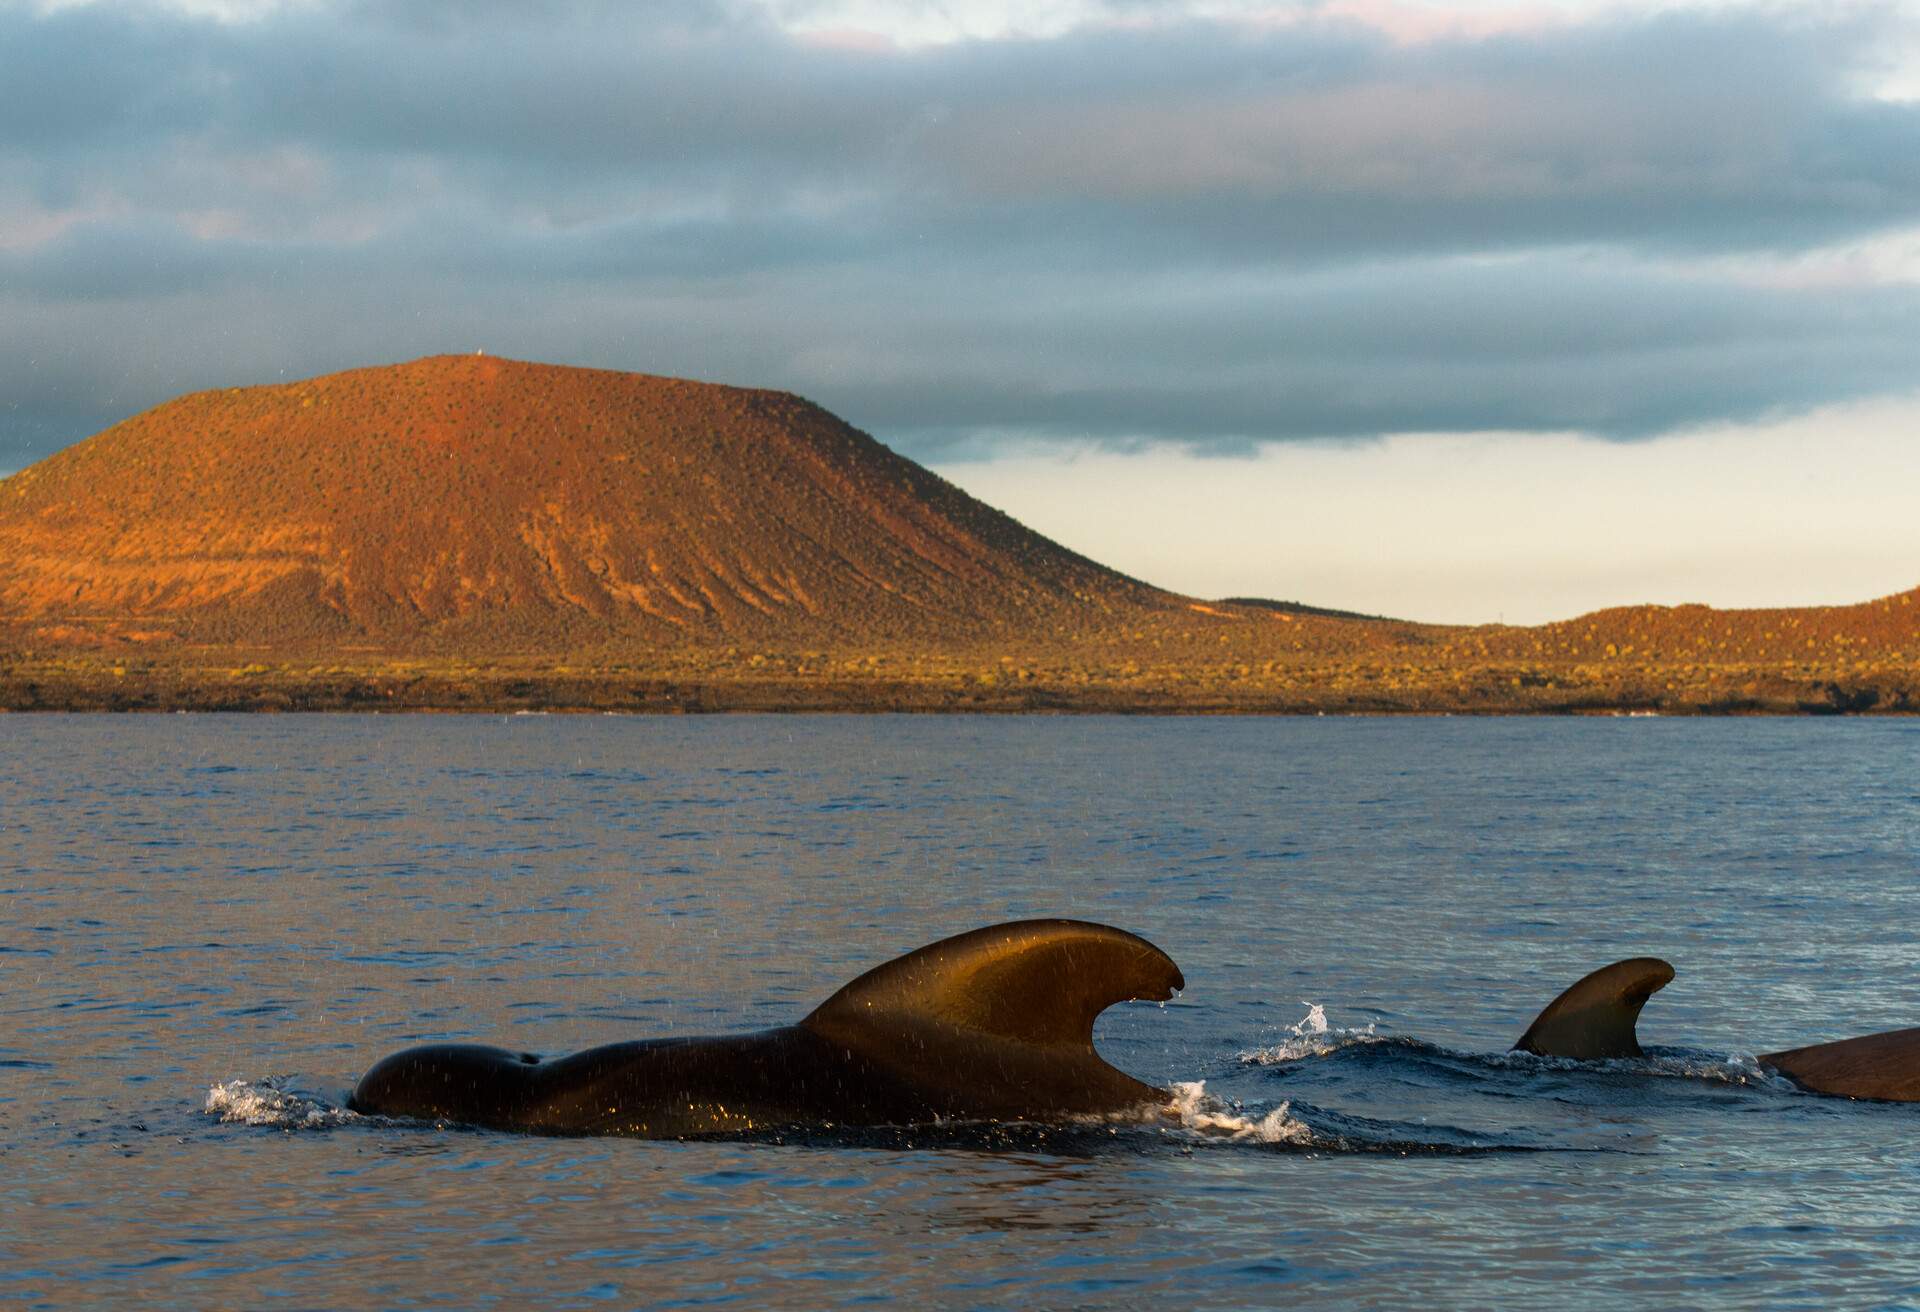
[
  {"left": 349, "top": 919, "right": 1183, "bottom": 1136},
  {"left": 1514, "top": 958, "right": 1920, "bottom": 1101}
]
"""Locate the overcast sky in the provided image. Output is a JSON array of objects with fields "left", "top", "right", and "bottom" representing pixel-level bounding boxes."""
[{"left": 4, "top": 0, "right": 1917, "bottom": 621}]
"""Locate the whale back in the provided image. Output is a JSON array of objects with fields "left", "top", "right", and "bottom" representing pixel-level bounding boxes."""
[
  {"left": 801, "top": 919, "right": 1184, "bottom": 1116},
  {"left": 1514, "top": 957, "right": 1675, "bottom": 1060},
  {"left": 351, "top": 919, "right": 1186, "bottom": 1135},
  {"left": 1761, "top": 1027, "right": 1920, "bottom": 1101}
]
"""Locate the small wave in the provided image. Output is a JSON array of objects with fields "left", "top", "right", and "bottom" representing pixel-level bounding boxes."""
[
  {"left": 205, "top": 1078, "right": 361, "bottom": 1129},
  {"left": 1165, "top": 1081, "right": 1313, "bottom": 1144},
  {"left": 1644, "top": 1051, "right": 1796, "bottom": 1089},
  {"left": 1236, "top": 1004, "right": 1797, "bottom": 1095},
  {"left": 1489, "top": 1047, "right": 1798, "bottom": 1090},
  {"left": 729, "top": 1089, "right": 1314, "bottom": 1150},
  {"left": 1165, "top": 1084, "right": 1549, "bottom": 1155},
  {"left": 1242, "top": 1020, "right": 1802, "bottom": 1098},
  {"left": 1240, "top": 1001, "right": 1383, "bottom": 1065}
]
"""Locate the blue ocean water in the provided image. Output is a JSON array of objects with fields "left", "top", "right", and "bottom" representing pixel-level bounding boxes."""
[{"left": 2, "top": 714, "right": 1918, "bottom": 1308}]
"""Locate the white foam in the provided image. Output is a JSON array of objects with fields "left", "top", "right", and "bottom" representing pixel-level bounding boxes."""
[
  {"left": 1165, "top": 1080, "right": 1313, "bottom": 1145},
  {"left": 205, "top": 1078, "right": 361, "bottom": 1129},
  {"left": 1239, "top": 1001, "right": 1381, "bottom": 1065}
]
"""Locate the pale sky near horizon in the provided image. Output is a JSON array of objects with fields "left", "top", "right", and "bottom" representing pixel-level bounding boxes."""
[
  {"left": 936, "top": 396, "right": 1920, "bottom": 623},
  {"left": 4, "top": 0, "right": 1918, "bottom": 624}
]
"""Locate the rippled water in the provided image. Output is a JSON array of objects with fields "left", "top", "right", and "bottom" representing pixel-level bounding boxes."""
[{"left": 3, "top": 714, "right": 1918, "bottom": 1308}]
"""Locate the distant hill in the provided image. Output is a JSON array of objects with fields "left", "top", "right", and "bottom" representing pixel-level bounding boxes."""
[
  {"left": 0, "top": 355, "right": 1177, "bottom": 651},
  {"left": 1216, "top": 596, "right": 1396, "bottom": 622},
  {"left": 1471, "top": 591, "right": 1920, "bottom": 665}
]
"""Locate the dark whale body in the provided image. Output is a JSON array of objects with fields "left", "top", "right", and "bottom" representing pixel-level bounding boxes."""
[
  {"left": 1516, "top": 958, "right": 1920, "bottom": 1102},
  {"left": 350, "top": 919, "right": 1183, "bottom": 1136},
  {"left": 1759, "top": 1029, "right": 1920, "bottom": 1102}
]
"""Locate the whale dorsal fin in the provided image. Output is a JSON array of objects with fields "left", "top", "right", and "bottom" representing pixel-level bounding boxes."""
[
  {"left": 803, "top": 919, "right": 1184, "bottom": 1052},
  {"left": 1514, "top": 957, "right": 1674, "bottom": 1059},
  {"left": 799, "top": 919, "right": 1183, "bottom": 1116}
]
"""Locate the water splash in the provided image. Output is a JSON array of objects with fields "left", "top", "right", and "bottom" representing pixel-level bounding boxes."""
[
  {"left": 1165, "top": 1080, "right": 1313, "bottom": 1144},
  {"left": 1240, "top": 1001, "right": 1382, "bottom": 1065},
  {"left": 205, "top": 1078, "right": 361, "bottom": 1129}
]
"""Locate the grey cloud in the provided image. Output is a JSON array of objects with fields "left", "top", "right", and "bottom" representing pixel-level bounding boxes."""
[
  {"left": 0, "top": 205, "right": 874, "bottom": 301},
  {"left": 908, "top": 15, "right": 1920, "bottom": 256},
  {"left": 2, "top": 0, "right": 1919, "bottom": 472},
  {"left": 7, "top": 3, "right": 1917, "bottom": 253},
  {"left": 0, "top": 7, "right": 213, "bottom": 152},
  {"left": 781, "top": 258, "right": 1920, "bottom": 451},
  {"left": 4, "top": 245, "right": 1915, "bottom": 473}
]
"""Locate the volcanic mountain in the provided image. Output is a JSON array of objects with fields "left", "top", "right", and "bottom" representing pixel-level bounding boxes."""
[
  {"left": 0, "top": 355, "right": 1183, "bottom": 652},
  {"left": 3, "top": 354, "right": 1914, "bottom": 713}
]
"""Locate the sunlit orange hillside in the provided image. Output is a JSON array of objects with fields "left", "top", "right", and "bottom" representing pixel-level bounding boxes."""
[
  {"left": 1473, "top": 593, "right": 1920, "bottom": 666},
  {"left": 0, "top": 355, "right": 1182, "bottom": 650}
]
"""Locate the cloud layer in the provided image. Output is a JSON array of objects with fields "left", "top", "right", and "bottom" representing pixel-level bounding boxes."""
[{"left": 3, "top": 0, "right": 1919, "bottom": 469}]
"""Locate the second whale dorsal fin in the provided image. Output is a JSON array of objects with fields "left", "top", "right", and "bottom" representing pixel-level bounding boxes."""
[
  {"left": 802, "top": 919, "right": 1184, "bottom": 1052},
  {"left": 1513, "top": 957, "right": 1675, "bottom": 1060}
]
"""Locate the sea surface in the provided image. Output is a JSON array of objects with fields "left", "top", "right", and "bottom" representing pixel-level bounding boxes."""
[{"left": 3, "top": 714, "right": 1918, "bottom": 1309}]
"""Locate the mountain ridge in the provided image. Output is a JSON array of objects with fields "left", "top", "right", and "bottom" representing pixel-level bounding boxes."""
[{"left": 1, "top": 355, "right": 1914, "bottom": 713}]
